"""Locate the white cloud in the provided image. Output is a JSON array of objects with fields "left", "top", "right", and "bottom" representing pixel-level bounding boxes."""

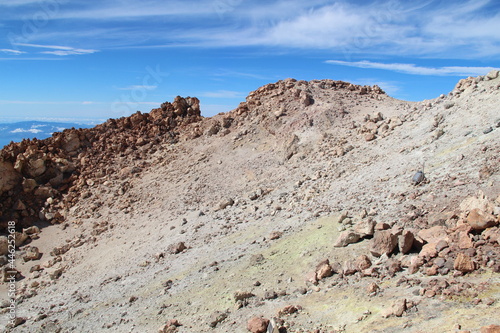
[
  {"left": 117, "top": 85, "right": 158, "bottom": 91},
  {"left": 0, "top": 0, "right": 44, "bottom": 6},
  {"left": 55, "top": 1, "right": 216, "bottom": 20},
  {"left": 0, "top": 100, "right": 102, "bottom": 105},
  {"left": 11, "top": 128, "right": 43, "bottom": 134},
  {"left": 0, "top": 49, "right": 26, "bottom": 55},
  {"left": 4, "top": 0, "right": 500, "bottom": 59},
  {"left": 14, "top": 43, "right": 98, "bottom": 56},
  {"left": 326, "top": 60, "right": 497, "bottom": 77},
  {"left": 41, "top": 49, "right": 98, "bottom": 56},
  {"left": 200, "top": 90, "right": 245, "bottom": 98}
]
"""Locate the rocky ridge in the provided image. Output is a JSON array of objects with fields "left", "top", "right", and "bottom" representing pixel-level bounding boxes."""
[{"left": 0, "top": 73, "right": 500, "bottom": 332}]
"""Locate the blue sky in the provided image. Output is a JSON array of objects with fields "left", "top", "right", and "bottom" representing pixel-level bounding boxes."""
[{"left": 0, "top": 0, "right": 499, "bottom": 122}]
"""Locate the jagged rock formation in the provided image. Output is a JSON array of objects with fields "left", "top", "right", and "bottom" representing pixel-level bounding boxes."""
[{"left": 0, "top": 96, "right": 201, "bottom": 231}]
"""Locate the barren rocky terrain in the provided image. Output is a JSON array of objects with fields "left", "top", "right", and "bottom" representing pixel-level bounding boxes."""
[{"left": 0, "top": 72, "right": 499, "bottom": 332}]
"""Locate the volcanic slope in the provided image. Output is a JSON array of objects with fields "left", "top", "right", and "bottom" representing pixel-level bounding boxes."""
[{"left": 1, "top": 75, "right": 500, "bottom": 332}]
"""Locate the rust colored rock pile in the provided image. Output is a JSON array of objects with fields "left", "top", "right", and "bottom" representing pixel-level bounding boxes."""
[{"left": 0, "top": 96, "right": 202, "bottom": 231}]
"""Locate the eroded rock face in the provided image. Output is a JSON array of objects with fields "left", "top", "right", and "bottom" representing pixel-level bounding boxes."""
[{"left": 0, "top": 97, "right": 202, "bottom": 232}]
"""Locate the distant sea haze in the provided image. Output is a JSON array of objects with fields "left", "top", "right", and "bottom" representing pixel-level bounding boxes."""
[{"left": 0, "top": 121, "right": 96, "bottom": 149}]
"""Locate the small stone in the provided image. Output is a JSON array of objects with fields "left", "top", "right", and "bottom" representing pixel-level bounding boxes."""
[
  {"left": 419, "top": 242, "right": 438, "bottom": 259},
  {"left": 426, "top": 265, "right": 438, "bottom": 276},
  {"left": 305, "top": 271, "right": 318, "bottom": 285},
  {"left": 49, "top": 267, "right": 64, "bottom": 280},
  {"left": 264, "top": 291, "right": 278, "bottom": 300},
  {"left": 418, "top": 226, "right": 447, "bottom": 243},
  {"left": 343, "top": 260, "right": 358, "bottom": 275},
  {"left": 269, "top": 231, "right": 283, "bottom": 240},
  {"left": 454, "top": 253, "right": 476, "bottom": 273},
  {"left": 315, "top": 259, "right": 333, "bottom": 280},
  {"left": 486, "top": 69, "right": 499, "bottom": 80},
  {"left": 23, "top": 226, "right": 40, "bottom": 235},
  {"left": 354, "top": 219, "right": 376, "bottom": 237},
  {"left": 247, "top": 317, "right": 270, "bottom": 333},
  {"left": 208, "top": 311, "right": 228, "bottom": 328},
  {"left": 367, "top": 282, "right": 379, "bottom": 294},
  {"left": 365, "top": 133, "right": 376, "bottom": 141},
  {"left": 277, "top": 305, "right": 301, "bottom": 316},
  {"left": 333, "top": 230, "right": 361, "bottom": 247},
  {"left": 458, "top": 231, "right": 474, "bottom": 249},
  {"left": 484, "top": 298, "right": 495, "bottom": 306},
  {"left": 398, "top": 230, "right": 414, "bottom": 254},
  {"left": 375, "top": 222, "right": 391, "bottom": 230},
  {"left": 217, "top": 198, "right": 235, "bottom": 210},
  {"left": 483, "top": 127, "right": 493, "bottom": 134},
  {"left": 8, "top": 317, "right": 26, "bottom": 328},
  {"left": 381, "top": 299, "right": 406, "bottom": 318},
  {"left": 234, "top": 291, "right": 255, "bottom": 302},
  {"left": 356, "top": 255, "right": 372, "bottom": 270},
  {"left": 15, "top": 232, "right": 29, "bottom": 247},
  {"left": 23, "top": 246, "right": 41, "bottom": 262},
  {"left": 167, "top": 242, "right": 187, "bottom": 254},
  {"left": 370, "top": 230, "right": 398, "bottom": 257}
]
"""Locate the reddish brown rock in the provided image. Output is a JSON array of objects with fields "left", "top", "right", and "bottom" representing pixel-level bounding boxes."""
[
  {"left": 370, "top": 230, "right": 398, "bottom": 257},
  {"left": 353, "top": 219, "right": 376, "bottom": 237},
  {"left": 356, "top": 255, "right": 372, "bottom": 270},
  {"left": 457, "top": 231, "right": 473, "bottom": 249},
  {"left": 454, "top": 253, "right": 476, "bottom": 273},
  {"left": 365, "top": 133, "right": 376, "bottom": 141},
  {"left": 167, "top": 242, "right": 187, "bottom": 254},
  {"left": 333, "top": 230, "right": 361, "bottom": 247},
  {"left": 481, "top": 325, "right": 500, "bottom": 333},
  {"left": 367, "top": 282, "right": 379, "bottom": 294},
  {"left": 343, "top": 260, "right": 358, "bottom": 275},
  {"left": 417, "top": 226, "right": 448, "bottom": 243},
  {"left": 305, "top": 271, "right": 318, "bottom": 285},
  {"left": 277, "top": 305, "right": 302, "bottom": 316},
  {"left": 483, "top": 228, "right": 500, "bottom": 244},
  {"left": 419, "top": 243, "right": 438, "bottom": 259},
  {"left": 315, "top": 259, "right": 333, "bottom": 280},
  {"left": 375, "top": 222, "right": 391, "bottom": 230},
  {"left": 398, "top": 230, "right": 415, "bottom": 254},
  {"left": 247, "top": 317, "right": 270, "bottom": 333},
  {"left": 381, "top": 299, "right": 407, "bottom": 318},
  {"left": 466, "top": 209, "right": 498, "bottom": 231},
  {"left": 23, "top": 246, "right": 41, "bottom": 262},
  {"left": 268, "top": 231, "right": 283, "bottom": 240}
]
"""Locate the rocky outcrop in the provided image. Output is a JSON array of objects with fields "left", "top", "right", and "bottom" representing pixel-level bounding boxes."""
[{"left": 0, "top": 97, "right": 202, "bottom": 232}]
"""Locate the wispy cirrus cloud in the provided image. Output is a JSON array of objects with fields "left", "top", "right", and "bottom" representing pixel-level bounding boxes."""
[
  {"left": 0, "top": 0, "right": 44, "bottom": 6},
  {"left": 326, "top": 60, "right": 497, "bottom": 77},
  {"left": 14, "top": 43, "right": 98, "bottom": 56},
  {"left": 5, "top": 0, "right": 498, "bottom": 60},
  {"left": 117, "top": 85, "right": 158, "bottom": 91},
  {"left": 0, "top": 49, "right": 26, "bottom": 55},
  {"left": 200, "top": 90, "right": 245, "bottom": 98},
  {"left": 0, "top": 100, "right": 103, "bottom": 105}
]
